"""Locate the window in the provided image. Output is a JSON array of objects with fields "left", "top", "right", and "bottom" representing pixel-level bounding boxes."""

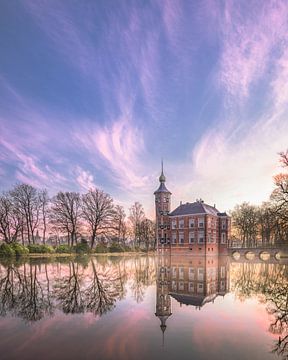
[
  {"left": 179, "top": 281, "right": 184, "bottom": 291},
  {"left": 179, "top": 267, "right": 184, "bottom": 280},
  {"left": 189, "top": 267, "right": 195, "bottom": 280},
  {"left": 220, "top": 266, "right": 226, "bottom": 278},
  {"left": 172, "top": 267, "right": 177, "bottom": 279},
  {"left": 188, "top": 282, "right": 194, "bottom": 292},
  {"left": 220, "top": 280, "right": 226, "bottom": 291},
  {"left": 207, "top": 233, "right": 212, "bottom": 243},
  {"left": 207, "top": 217, "right": 211, "bottom": 227},
  {"left": 172, "top": 220, "right": 177, "bottom": 229},
  {"left": 179, "top": 219, "right": 184, "bottom": 229},
  {"left": 198, "top": 217, "right": 204, "bottom": 228},
  {"left": 198, "top": 231, "right": 204, "bottom": 244},
  {"left": 189, "top": 218, "right": 195, "bottom": 228},
  {"left": 189, "top": 232, "right": 195, "bottom": 244},
  {"left": 172, "top": 280, "right": 177, "bottom": 291},
  {"left": 221, "top": 233, "right": 226, "bottom": 244},
  {"left": 197, "top": 283, "right": 204, "bottom": 293},
  {"left": 221, "top": 219, "right": 226, "bottom": 230},
  {"left": 172, "top": 232, "right": 177, "bottom": 244},
  {"left": 179, "top": 232, "right": 184, "bottom": 244},
  {"left": 198, "top": 268, "right": 204, "bottom": 281}
]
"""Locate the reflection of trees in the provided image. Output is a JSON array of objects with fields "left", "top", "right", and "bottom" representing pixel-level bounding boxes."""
[
  {"left": 232, "top": 262, "right": 288, "bottom": 359},
  {"left": 54, "top": 259, "right": 124, "bottom": 315},
  {"left": 54, "top": 261, "right": 84, "bottom": 313},
  {"left": 130, "top": 256, "right": 156, "bottom": 303},
  {"left": 0, "top": 256, "right": 156, "bottom": 322},
  {"left": 0, "top": 262, "right": 53, "bottom": 321},
  {"left": 84, "top": 261, "right": 122, "bottom": 315}
]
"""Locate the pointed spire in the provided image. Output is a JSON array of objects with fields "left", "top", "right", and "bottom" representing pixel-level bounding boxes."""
[{"left": 159, "top": 159, "right": 166, "bottom": 183}]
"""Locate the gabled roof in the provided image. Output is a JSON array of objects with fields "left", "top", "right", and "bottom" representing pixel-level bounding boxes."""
[{"left": 169, "top": 201, "right": 219, "bottom": 216}]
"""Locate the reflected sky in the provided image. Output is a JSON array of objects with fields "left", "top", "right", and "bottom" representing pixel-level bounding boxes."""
[{"left": 0, "top": 255, "right": 287, "bottom": 360}]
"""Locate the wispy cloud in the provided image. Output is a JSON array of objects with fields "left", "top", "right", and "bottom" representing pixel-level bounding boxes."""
[
  {"left": 75, "top": 166, "right": 96, "bottom": 192},
  {"left": 218, "top": 0, "right": 288, "bottom": 101},
  {"left": 74, "top": 117, "right": 150, "bottom": 193}
]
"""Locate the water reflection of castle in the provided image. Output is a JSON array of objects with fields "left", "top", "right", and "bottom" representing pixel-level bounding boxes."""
[{"left": 155, "top": 254, "right": 230, "bottom": 338}]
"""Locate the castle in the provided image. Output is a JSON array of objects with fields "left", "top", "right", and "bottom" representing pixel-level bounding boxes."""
[{"left": 154, "top": 163, "right": 230, "bottom": 254}]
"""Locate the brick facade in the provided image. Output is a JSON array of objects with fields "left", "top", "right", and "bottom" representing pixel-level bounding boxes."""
[{"left": 154, "top": 167, "right": 230, "bottom": 254}]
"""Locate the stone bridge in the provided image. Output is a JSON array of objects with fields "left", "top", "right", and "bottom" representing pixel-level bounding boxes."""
[{"left": 228, "top": 246, "right": 287, "bottom": 262}]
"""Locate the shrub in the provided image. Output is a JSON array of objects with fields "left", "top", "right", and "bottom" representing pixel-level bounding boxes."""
[
  {"left": 10, "top": 243, "right": 29, "bottom": 256},
  {"left": 74, "top": 242, "right": 90, "bottom": 254},
  {"left": 27, "top": 244, "right": 55, "bottom": 254},
  {"left": 0, "top": 243, "right": 15, "bottom": 257},
  {"left": 55, "top": 244, "right": 73, "bottom": 254},
  {"left": 109, "top": 242, "right": 124, "bottom": 253},
  {"left": 94, "top": 244, "right": 108, "bottom": 253}
]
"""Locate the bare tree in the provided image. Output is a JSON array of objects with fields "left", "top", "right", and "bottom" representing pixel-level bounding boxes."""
[
  {"left": 81, "top": 189, "right": 115, "bottom": 249},
  {"left": 50, "top": 192, "right": 81, "bottom": 246},
  {"left": 0, "top": 193, "right": 22, "bottom": 243},
  {"left": 39, "top": 190, "right": 49, "bottom": 244},
  {"left": 10, "top": 184, "right": 41, "bottom": 244},
  {"left": 129, "top": 202, "right": 145, "bottom": 247},
  {"left": 139, "top": 218, "right": 156, "bottom": 251},
  {"left": 113, "top": 205, "right": 127, "bottom": 244}
]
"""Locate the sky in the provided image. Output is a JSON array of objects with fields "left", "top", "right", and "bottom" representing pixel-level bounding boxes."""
[{"left": 0, "top": 0, "right": 288, "bottom": 217}]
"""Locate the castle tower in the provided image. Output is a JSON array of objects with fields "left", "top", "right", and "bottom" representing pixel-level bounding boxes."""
[
  {"left": 155, "top": 255, "right": 172, "bottom": 345},
  {"left": 154, "top": 161, "right": 172, "bottom": 252}
]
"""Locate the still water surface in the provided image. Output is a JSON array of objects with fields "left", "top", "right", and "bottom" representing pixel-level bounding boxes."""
[{"left": 0, "top": 254, "right": 287, "bottom": 360}]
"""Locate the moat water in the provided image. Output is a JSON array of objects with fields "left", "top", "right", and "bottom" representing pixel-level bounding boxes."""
[{"left": 0, "top": 254, "right": 287, "bottom": 360}]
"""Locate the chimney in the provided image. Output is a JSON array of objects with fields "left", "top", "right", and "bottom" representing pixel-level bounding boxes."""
[
  {"left": 214, "top": 204, "right": 216, "bottom": 208},
  {"left": 180, "top": 201, "right": 182, "bottom": 205}
]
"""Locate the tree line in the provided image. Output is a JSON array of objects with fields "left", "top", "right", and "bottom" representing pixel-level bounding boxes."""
[
  {"left": 231, "top": 151, "right": 288, "bottom": 246},
  {"left": 0, "top": 184, "right": 156, "bottom": 250}
]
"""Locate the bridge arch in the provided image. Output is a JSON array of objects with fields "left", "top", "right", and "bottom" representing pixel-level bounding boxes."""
[
  {"left": 245, "top": 251, "right": 255, "bottom": 261},
  {"left": 274, "top": 252, "right": 281, "bottom": 261},
  {"left": 232, "top": 251, "right": 241, "bottom": 260},
  {"left": 259, "top": 251, "right": 270, "bottom": 261}
]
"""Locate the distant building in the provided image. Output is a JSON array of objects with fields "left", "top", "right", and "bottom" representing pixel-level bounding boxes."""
[{"left": 154, "top": 164, "right": 230, "bottom": 254}]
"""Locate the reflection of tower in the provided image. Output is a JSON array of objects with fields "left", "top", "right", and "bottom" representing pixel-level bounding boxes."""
[
  {"left": 154, "top": 161, "right": 172, "bottom": 253},
  {"left": 155, "top": 255, "right": 172, "bottom": 345}
]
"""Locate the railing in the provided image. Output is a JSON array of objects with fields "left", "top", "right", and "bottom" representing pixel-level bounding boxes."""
[{"left": 228, "top": 241, "right": 288, "bottom": 250}]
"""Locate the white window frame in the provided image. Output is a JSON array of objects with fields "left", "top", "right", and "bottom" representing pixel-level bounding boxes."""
[
  {"left": 179, "top": 232, "right": 184, "bottom": 244},
  {"left": 189, "top": 232, "right": 195, "bottom": 244},
  {"left": 198, "top": 217, "right": 204, "bottom": 228},
  {"left": 198, "top": 268, "right": 204, "bottom": 281},
  {"left": 189, "top": 218, "right": 195, "bottom": 228},
  {"left": 179, "top": 219, "right": 184, "bottom": 229},
  {"left": 189, "top": 267, "right": 195, "bottom": 280},
  {"left": 188, "top": 282, "right": 194, "bottom": 292},
  {"left": 172, "top": 220, "right": 177, "bottom": 229},
  {"left": 221, "top": 232, "right": 226, "bottom": 244},
  {"left": 172, "top": 232, "right": 177, "bottom": 244},
  {"left": 198, "top": 231, "right": 204, "bottom": 244}
]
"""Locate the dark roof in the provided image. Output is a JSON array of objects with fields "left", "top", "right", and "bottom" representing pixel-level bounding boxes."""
[
  {"left": 154, "top": 182, "right": 171, "bottom": 194},
  {"left": 169, "top": 201, "right": 220, "bottom": 216},
  {"left": 170, "top": 293, "right": 218, "bottom": 308},
  {"left": 217, "top": 212, "right": 228, "bottom": 217}
]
